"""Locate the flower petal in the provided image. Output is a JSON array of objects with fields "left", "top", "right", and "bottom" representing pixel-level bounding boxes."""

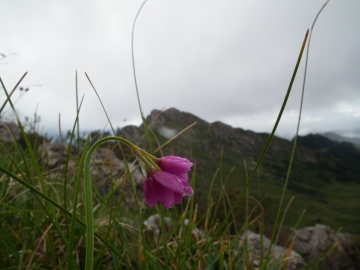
[
  {"left": 182, "top": 181, "right": 194, "bottom": 196},
  {"left": 177, "top": 173, "right": 193, "bottom": 196},
  {"left": 178, "top": 173, "right": 189, "bottom": 182},
  {"left": 174, "top": 192, "right": 183, "bottom": 205},
  {"left": 153, "top": 171, "right": 184, "bottom": 194},
  {"left": 144, "top": 177, "right": 158, "bottom": 207},
  {"left": 153, "top": 180, "right": 175, "bottom": 208},
  {"left": 157, "top": 156, "right": 193, "bottom": 174}
]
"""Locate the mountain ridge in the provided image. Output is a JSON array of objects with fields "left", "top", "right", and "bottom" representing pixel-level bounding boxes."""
[
  {"left": 115, "top": 107, "right": 360, "bottom": 233},
  {"left": 322, "top": 131, "right": 360, "bottom": 149},
  {"left": 2, "top": 108, "right": 358, "bottom": 233}
]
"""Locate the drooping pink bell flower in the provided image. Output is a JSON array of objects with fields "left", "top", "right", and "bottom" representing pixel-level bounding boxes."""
[{"left": 142, "top": 156, "right": 193, "bottom": 208}]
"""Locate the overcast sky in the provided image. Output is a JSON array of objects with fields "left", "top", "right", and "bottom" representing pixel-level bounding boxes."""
[{"left": 1, "top": 0, "right": 359, "bottom": 139}]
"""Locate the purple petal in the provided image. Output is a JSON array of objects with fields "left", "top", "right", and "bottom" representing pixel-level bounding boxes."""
[
  {"left": 178, "top": 173, "right": 189, "bottom": 182},
  {"left": 153, "top": 180, "right": 175, "bottom": 208},
  {"left": 157, "top": 156, "right": 193, "bottom": 175},
  {"left": 177, "top": 173, "right": 193, "bottom": 196},
  {"left": 182, "top": 181, "right": 194, "bottom": 196},
  {"left": 144, "top": 178, "right": 158, "bottom": 207},
  {"left": 174, "top": 192, "right": 183, "bottom": 205},
  {"left": 153, "top": 171, "right": 184, "bottom": 193}
]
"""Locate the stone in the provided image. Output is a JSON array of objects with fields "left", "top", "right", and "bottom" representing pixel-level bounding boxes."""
[
  {"left": 38, "top": 142, "right": 77, "bottom": 168},
  {"left": 143, "top": 214, "right": 205, "bottom": 242},
  {"left": 143, "top": 214, "right": 172, "bottom": 239},
  {"left": 239, "top": 230, "right": 305, "bottom": 270},
  {"left": 0, "top": 121, "right": 21, "bottom": 142},
  {"left": 292, "top": 224, "right": 360, "bottom": 270}
]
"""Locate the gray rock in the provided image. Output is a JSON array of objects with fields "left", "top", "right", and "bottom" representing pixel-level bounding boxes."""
[
  {"left": 143, "top": 214, "right": 205, "bottom": 242},
  {"left": 38, "top": 142, "right": 144, "bottom": 203},
  {"left": 37, "top": 142, "right": 78, "bottom": 180},
  {"left": 293, "top": 224, "right": 360, "bottom": 270},
  {"left": 116, "top": 125, "right": 143, "bottom": 145},
  {"left": 184, "top": 219, "right": 205, "bottom": 241},
  {"left": 90, "top": 147, "right": 144, "bottom": 195},
  {"left": 239, "top": 230, "right": 305, "bottom": 270},
  {"left": 143, "top": 214, "right": 172, "bottom": 239},
  {"left": 38, "top": 142, "right": 77, "bottom": 168},
  {"left": 0, "top": 121, "right": 21, "bottom": 142}
]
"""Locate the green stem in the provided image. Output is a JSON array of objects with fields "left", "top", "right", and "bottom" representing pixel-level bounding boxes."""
[
  {"left": 136, "top": 148, "right": 160, "bottom": 170},
  {"left": 268, "top": 2, "right": 329, "bottom": 256},
  {"left": 83, "top": 136, "right": 137, "bottom": 270}
]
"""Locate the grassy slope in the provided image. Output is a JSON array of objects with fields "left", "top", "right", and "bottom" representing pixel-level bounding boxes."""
[{"left": 141, "top": 108, "right": 360, "bottom": 234}]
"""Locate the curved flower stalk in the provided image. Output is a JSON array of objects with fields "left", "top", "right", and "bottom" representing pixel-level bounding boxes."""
[{"left": 83, "top": 136, "right": 193, "bottom": 270}]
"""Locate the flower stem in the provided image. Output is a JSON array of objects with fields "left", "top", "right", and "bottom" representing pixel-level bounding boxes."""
[
  {"left": 135, "top": 148, "right": 161, "bottom": 171},
  {"left": 83, "top": 136, "right": 138, "bottom": 270}
]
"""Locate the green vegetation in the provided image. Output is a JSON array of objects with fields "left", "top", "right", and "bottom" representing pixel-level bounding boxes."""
[
  {"left": 2, "top": 1, "right": 358, "bottom": 268},
  {"left": 134, "top": 109, "right": 360, "bottom": 235}
]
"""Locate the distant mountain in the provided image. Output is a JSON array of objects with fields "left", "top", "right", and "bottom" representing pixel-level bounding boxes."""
[
  {"left": 115, "top": 108, "right": 360, "bottom": 233},
  {"left": 332, "top": 128, "right": 360, "bottom": 138},
  {"left": 322, "top": 131, "right": 360, "bottom": 149},
  {"left": 296, "top": 133, "right": 360, "bottom": 182}
]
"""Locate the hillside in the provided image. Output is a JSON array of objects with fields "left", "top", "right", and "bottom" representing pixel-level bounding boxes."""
[
  {"left": 322, "top": 131, "right": 360, "bottom": 149},
  {"left": 116, "top": 108, "right": 360, "bottom": 233}
]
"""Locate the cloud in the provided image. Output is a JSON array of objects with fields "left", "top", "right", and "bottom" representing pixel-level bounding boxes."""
[{"left": 1, "top": 0, "right": 359, "bottom": 139}]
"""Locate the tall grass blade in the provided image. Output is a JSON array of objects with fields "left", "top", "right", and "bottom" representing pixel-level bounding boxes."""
[
  {"left": 268, "top": 1, "right": 330, "bottom": 256},
  {"left": 0, "top": 72, "right": 27, "bottom": 114},
  {"left": 67, "top": 114, "right": 88, "bottom": 269},
  {"left": 131, "top": 0, "right": 153, "bottom": 155}
]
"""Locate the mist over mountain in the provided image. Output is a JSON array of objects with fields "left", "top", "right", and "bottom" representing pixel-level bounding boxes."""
[{"left": 322, "top": 131, "right": 360, "bottom": 149}]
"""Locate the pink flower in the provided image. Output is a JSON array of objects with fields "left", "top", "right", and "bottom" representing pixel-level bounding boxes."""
[{"left": 143, "top": 156, "right": 193, "bottom": 208}]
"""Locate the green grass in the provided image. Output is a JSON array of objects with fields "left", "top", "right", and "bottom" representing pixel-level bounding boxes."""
[{"left": 221, "top": 166, "right": 360, "bottom": 235}]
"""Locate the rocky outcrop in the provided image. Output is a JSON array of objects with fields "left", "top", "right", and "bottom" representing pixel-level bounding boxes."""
[
  {"left": 0, "top": 121, "right": 21, "bottom": 142},
  {"left": 38, "top": 141, "right": 145, "bottom": 205},
  {"left": 38, "top": 142, "right": 77, "bottom": 168},
  {"left": 236, "top": 225, "right": 360, "bottom": 269},
  {"left": 89, "top": 147, "right": 144, "bottom": 196},
  {"left": 142, "top": 218, "right": 360, "bottom": 270},
  {"left": 239, "top": 230, "right": 305, "bottom": 270},
  {"left": 116, "top": 125, "right": 143, "bottom": 145},
  {"left": 293, "top": 224, "right": 360, "bottom": 270},
  {"left": 143, "top": 215, "right": 360, "bottom": 269},
  {"left": 238, "top": 225, "right": 360, "bottom": 269}
]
